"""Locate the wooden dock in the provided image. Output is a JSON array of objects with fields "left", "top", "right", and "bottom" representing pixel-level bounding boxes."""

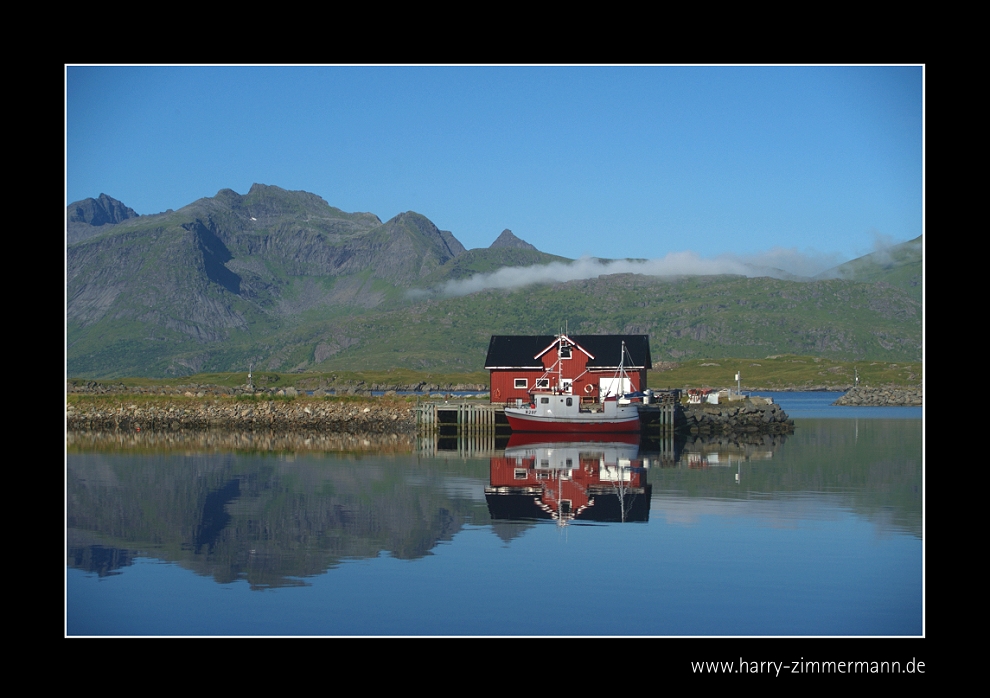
[
  {"left": 416, "top": 401, "right": 504, "bottom": 432},
  {"left": 415, "top": 399, "right": 676, "bottom": 434}
]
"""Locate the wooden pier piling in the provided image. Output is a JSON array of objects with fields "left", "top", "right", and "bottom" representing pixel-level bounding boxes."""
[{"left": 416, "top": 401, "right": 505, "bottom": 433}]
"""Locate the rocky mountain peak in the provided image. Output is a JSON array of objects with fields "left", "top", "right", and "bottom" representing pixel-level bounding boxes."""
[
  {"left": 387, "top": 212, "right": 466, "bottom": 259},
  {"left": 490, "top": 229, "right": 537, "bottom": 251},
  {"left": 67, "top": 193, "right": 139, "bottom": 227}
]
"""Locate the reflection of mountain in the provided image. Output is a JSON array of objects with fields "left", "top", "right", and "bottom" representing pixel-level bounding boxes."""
[
  {"left": 489, "top": 520, "right": 535, "bottom": 545},
  {"left": 194, "top": 478, "right": 239, "bottom": 553},
  {"left": 66, "top": 418, "right": 920, "bottom": 590},
  {"left": 66, "top": 540, "right": 134, "bottom": 577},
  {"left": 486, "top": 437, "right": 652, "bottom": 523},
  {"left": 650, "top": 419, "right": 922, "bottom": 537},
  {"left": 66, "top": 452, "right": 491, "bottom": 589}
]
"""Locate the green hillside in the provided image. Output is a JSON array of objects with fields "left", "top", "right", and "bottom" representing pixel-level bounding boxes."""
[
  {"left": 817, "top": 235, "right": 922, "bottom": 302},
  {"left": 309, "top": 273, "right": 921, "bottom": 372}
]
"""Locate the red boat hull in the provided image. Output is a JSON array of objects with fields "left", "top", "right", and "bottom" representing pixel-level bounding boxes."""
[{"left": 505, "top": 412, "right": 641, "bottom": 433}]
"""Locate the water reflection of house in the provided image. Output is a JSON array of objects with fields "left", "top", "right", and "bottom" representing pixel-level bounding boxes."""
[
  {"left": 485, "top": 335, "right": 651, "bottom": 405},
  {"left": 685, "top": 448, "right": 775, "bottom": 469},
  {"left": 485, "top": 436, "right": 652, "bottom": 522}
]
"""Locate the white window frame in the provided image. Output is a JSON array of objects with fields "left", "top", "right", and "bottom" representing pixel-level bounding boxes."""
[
  {"left": 535, "top": 378, "right": 550, "bottom": 389},
  {"left": 514, "top": 378, "right": 528, "bottom": 389}
]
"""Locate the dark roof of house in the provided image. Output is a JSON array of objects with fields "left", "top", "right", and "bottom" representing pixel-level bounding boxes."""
[
  {"left": 484, "top": 335, "right": 652, "bottom": 370},
  {"left": 485, "top": 489, "right": 651, "bottom": 522}
]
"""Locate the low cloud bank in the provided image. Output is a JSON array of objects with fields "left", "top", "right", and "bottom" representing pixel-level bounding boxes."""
[{"left": 412, "top": 248, "right": 846, "bottom": 299}]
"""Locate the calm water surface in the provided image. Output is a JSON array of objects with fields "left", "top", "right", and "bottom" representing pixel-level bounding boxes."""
[{"left": 66, "top": 392, "right": 922, "bottom": 636}]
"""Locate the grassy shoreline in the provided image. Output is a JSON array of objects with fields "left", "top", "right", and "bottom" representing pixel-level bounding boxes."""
[
  {"left": 66, "top": 354, "right": 921, "bottom": 394},
  {"left": 648, "top": 355, "right": 921, "bottom": 391}
]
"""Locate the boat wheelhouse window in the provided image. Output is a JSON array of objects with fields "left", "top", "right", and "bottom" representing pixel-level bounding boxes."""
[
  {"left": 566, "top": 397, "right": 573, "bottom": 406},
  {"left": 514, "top": 378, "right": 528, "bottom": 389},
  {"left": 540, "top": 397, "right": 550, "bottom": 404},
  {"left": 535, "top": 378, "right": 550, "bottom": 389}
]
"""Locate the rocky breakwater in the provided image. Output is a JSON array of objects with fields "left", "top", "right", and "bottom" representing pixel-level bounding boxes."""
[
  {"left": 680, "top": 397, "right": 793, "bottom": 435},
  {"left": 66, "top": 380, "right": 488, "bottom": 398},
  {"left": 832, "top": 386, "right": 923, "bottom": 406},
  {"left": 66, "top": 397, "right": 417, "bottom": 435}
]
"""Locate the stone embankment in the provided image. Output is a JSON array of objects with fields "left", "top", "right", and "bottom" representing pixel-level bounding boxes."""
[
  {"left": 832, "top": 386, "right": 923, "bottom": 406},
  {"left": 681, "top": 398, "right": 793, "bottom": 435},
  {"left": 66, "top": 381, "right": 486, "bottom": 397},
  {"left": 66, "top": 397, "right": 417, "bottom": 434}
]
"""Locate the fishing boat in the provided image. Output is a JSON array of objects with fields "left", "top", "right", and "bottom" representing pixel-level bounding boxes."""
[{"left": 504, "top": 336, "right": 642, "bottom": 433}]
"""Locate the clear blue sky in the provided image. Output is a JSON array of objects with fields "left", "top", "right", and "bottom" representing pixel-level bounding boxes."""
[{"left": 66, "top": 65, "right": 923, "bottom": 268}]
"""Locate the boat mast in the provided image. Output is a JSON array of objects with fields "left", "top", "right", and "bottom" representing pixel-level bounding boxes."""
[
  {"left": 605, "top": 340, "right": 632, "bottom": 398},
  {"left": 619, "top": 340, "right": 627, "bottom": 396},
  {"left": 622, "top": 341, "right": 630, "bottom": 387}
]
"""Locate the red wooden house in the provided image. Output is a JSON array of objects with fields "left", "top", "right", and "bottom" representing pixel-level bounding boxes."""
[{"left": 485, "top": 334, "right": 652, "bottom": 405}]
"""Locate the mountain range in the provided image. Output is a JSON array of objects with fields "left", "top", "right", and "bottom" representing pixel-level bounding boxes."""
[{"left": 66, "top": 184, "right": 923, "bottom": 378}]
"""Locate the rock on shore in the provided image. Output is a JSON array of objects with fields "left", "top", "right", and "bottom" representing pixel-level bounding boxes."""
[
  {"left": 832, "top": 386, "right": 922, "bottom": 406},
  {"left": 680, "top": 398, "right": 793, "bottom": 435}
]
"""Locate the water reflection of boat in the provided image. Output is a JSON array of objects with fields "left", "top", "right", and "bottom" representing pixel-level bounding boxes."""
[
  {"left": 485, "top": 436, "right": 651, "bottom": 523},
  {"left": 505, "top": 431, "right": 639, "bottom": 448}
]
